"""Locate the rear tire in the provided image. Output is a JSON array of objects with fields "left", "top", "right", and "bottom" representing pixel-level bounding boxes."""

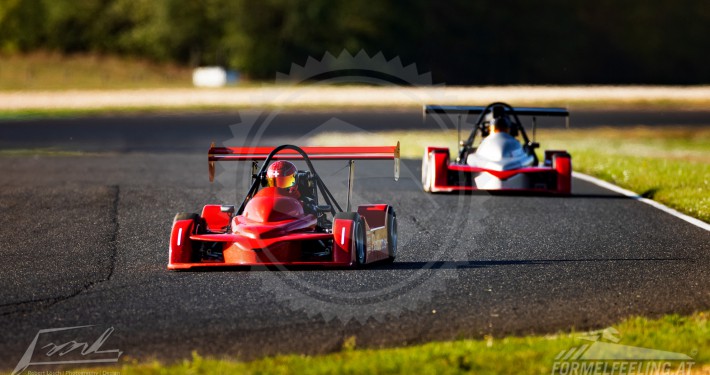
[
  {"left": 354, "top": 218, "right": 366, "bottom": 266},
  {"left": 422, "top": 152, "right": 432, "bottom": 192},
  {"left": 386, "top": 208, "right": 397, "bottom": 262},
  {"left": 552, "top": 153, "right": 572, "bottom": 195}
]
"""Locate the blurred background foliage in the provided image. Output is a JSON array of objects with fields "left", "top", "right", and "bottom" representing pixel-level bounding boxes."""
[{"left": 0, "top": 0, "right": 707, "bottom": 84}]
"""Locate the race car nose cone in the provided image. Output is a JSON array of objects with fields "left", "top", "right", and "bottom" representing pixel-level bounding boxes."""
[{"left": 243, "top": 188, "right": 305, "bottom": 223}]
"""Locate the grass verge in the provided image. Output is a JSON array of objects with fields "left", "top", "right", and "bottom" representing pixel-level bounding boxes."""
[
  {"left": 0, "top": 106, "right": 251, "bottom": 121},
  {"left": 0, "top": 147, "right": 93, "bottom": 157},
  {"left": 1, "top": 94, "right": 709, "bottom": 120},
  {"left": 70, "top": 311, "right": 708, "bottom": 374},
  {"left": 0, "top": 51, "right": 193, "bottom": 90},
  {"left": 309, "top": 126, "right": 710, "bottom": 223}
]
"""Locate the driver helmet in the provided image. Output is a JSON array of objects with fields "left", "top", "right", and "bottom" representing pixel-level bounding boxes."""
[
  {"left": 490, "top": 116, "right": 511, "bottom": 133},
  {"left": 266, "top": 160, "right": 298, "bottom": 189}
]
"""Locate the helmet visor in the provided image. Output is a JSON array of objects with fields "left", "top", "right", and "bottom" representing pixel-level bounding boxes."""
[{"left": 266, "top": 174, "right": 296, "bottom": 188}]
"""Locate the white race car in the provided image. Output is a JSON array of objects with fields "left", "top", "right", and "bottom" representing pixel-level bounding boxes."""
[{"left": 422, "top": 102, "right": 572, "bottom": 194}]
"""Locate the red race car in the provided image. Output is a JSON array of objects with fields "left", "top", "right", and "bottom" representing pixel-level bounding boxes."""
[
  {"left": 169, "top": 144, "right": 400, "bottom": 270},
  {"left": 422, "top": 102, "right": 572, "bottom": 194}
]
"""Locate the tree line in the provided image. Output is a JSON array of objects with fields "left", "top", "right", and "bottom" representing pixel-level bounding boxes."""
[{"left": 1, "top": 0, "right": 707, "bottom": 84}]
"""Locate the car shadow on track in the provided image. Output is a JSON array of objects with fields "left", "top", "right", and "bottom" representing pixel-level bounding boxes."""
[
  {"left": 369, "top": 257, "right": 690, "bottom": 270},
  {"left": 567, "top": 194, "right": 632, "bottom": 199},
  {"left": 442, "top": 191, "right": 631, "bottom": 199},
  {"left": 170, "top": 257, "right": 689, "bottom": 273}
]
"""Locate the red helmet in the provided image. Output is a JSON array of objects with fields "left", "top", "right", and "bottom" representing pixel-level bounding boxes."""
[{"left": 266, "top": 160, "right": 298, "bottom": 188}]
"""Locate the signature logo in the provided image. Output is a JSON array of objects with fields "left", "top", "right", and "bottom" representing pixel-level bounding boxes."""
[
  {"left": 551, "top": 328, "right": 696, "bottom": 375},
  {"left": 13, "top": 325, "right": 123, "bottom": 375}
]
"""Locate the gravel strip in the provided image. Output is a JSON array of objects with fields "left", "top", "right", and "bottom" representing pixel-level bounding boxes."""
[{"left": 1, "top": 86, "right": 709, "bottom": 110}]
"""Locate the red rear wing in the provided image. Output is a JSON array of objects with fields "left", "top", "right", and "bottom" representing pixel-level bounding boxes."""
[
  {"left": 208, "top": 143, "right": 400, "bottom": 181},
  {"left": 209, "top": 144, "right": 399, "bottom": 161}
]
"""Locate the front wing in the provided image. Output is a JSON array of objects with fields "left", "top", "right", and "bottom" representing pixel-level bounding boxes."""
[{"left": 423, "top": 147, "right": 571, "bottom": 194}]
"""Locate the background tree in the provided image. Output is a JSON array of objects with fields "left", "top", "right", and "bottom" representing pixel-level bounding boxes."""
[{"left": 0, "top": 0, "right": 707, "bottom": 84}]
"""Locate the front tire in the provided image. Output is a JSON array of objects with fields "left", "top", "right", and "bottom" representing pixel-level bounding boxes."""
[
  {"left": 172, "top": 212, "right": 201, "bottom": 262},
  {"left": 334, "top": 212, "right": 367, "bottom": 267},
  {"left": 174, "top": 212, "right": 199, "bottom": 223},
  {"left": 173, "top": 212, "right": 202, "bottom": 234}
]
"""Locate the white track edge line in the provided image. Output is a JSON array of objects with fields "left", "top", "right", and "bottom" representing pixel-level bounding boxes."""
[{"left": 573, "top": 172, "right": 710, "bottom": 231}]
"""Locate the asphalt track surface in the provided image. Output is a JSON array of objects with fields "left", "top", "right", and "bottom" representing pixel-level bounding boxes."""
[{"left": 0, "top": 109, "right": 708, "bottom": 370}]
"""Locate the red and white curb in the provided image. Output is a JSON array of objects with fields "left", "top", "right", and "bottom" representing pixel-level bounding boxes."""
[{"left": 573, "top": 172, "right": 709, "bottom": 232}]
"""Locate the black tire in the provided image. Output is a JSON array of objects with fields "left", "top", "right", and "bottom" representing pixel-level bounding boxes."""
[
  {"left": 422, "top": 152, "right": 432, "bottom": 192},
  {"left": 335, "top": 212, "right": 366, "bottom": 267},
  {"left": 174, "top": 212, "right": 199, "bottom": 223},
  {"left": 386, "top": 208, "right": 397, "bottom": 262},
  {"left": 173, "top": 212, "right": 202, "bottom": 234}
]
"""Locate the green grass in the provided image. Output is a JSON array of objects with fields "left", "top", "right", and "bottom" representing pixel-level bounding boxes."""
[
  {"left": 540, "top": 127, "right": 709, "bottom": 222},
  {"left": 0, "top": 106, "right": 251, "bottom": 121},
  {"left": 0, "top": 51, "right": 193, "bottom": 90},
  {"left": 2, "top": 100, "right": 710, "bottom": 121},
  {"left": 71, "top": 311, "right": 708, "bottom": 374},
  {"left": 0, "top": 147, "right": 92, "bottom": 157},
  {"left": 309, "top": 126, "right": 710, "bottom": 223}
]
